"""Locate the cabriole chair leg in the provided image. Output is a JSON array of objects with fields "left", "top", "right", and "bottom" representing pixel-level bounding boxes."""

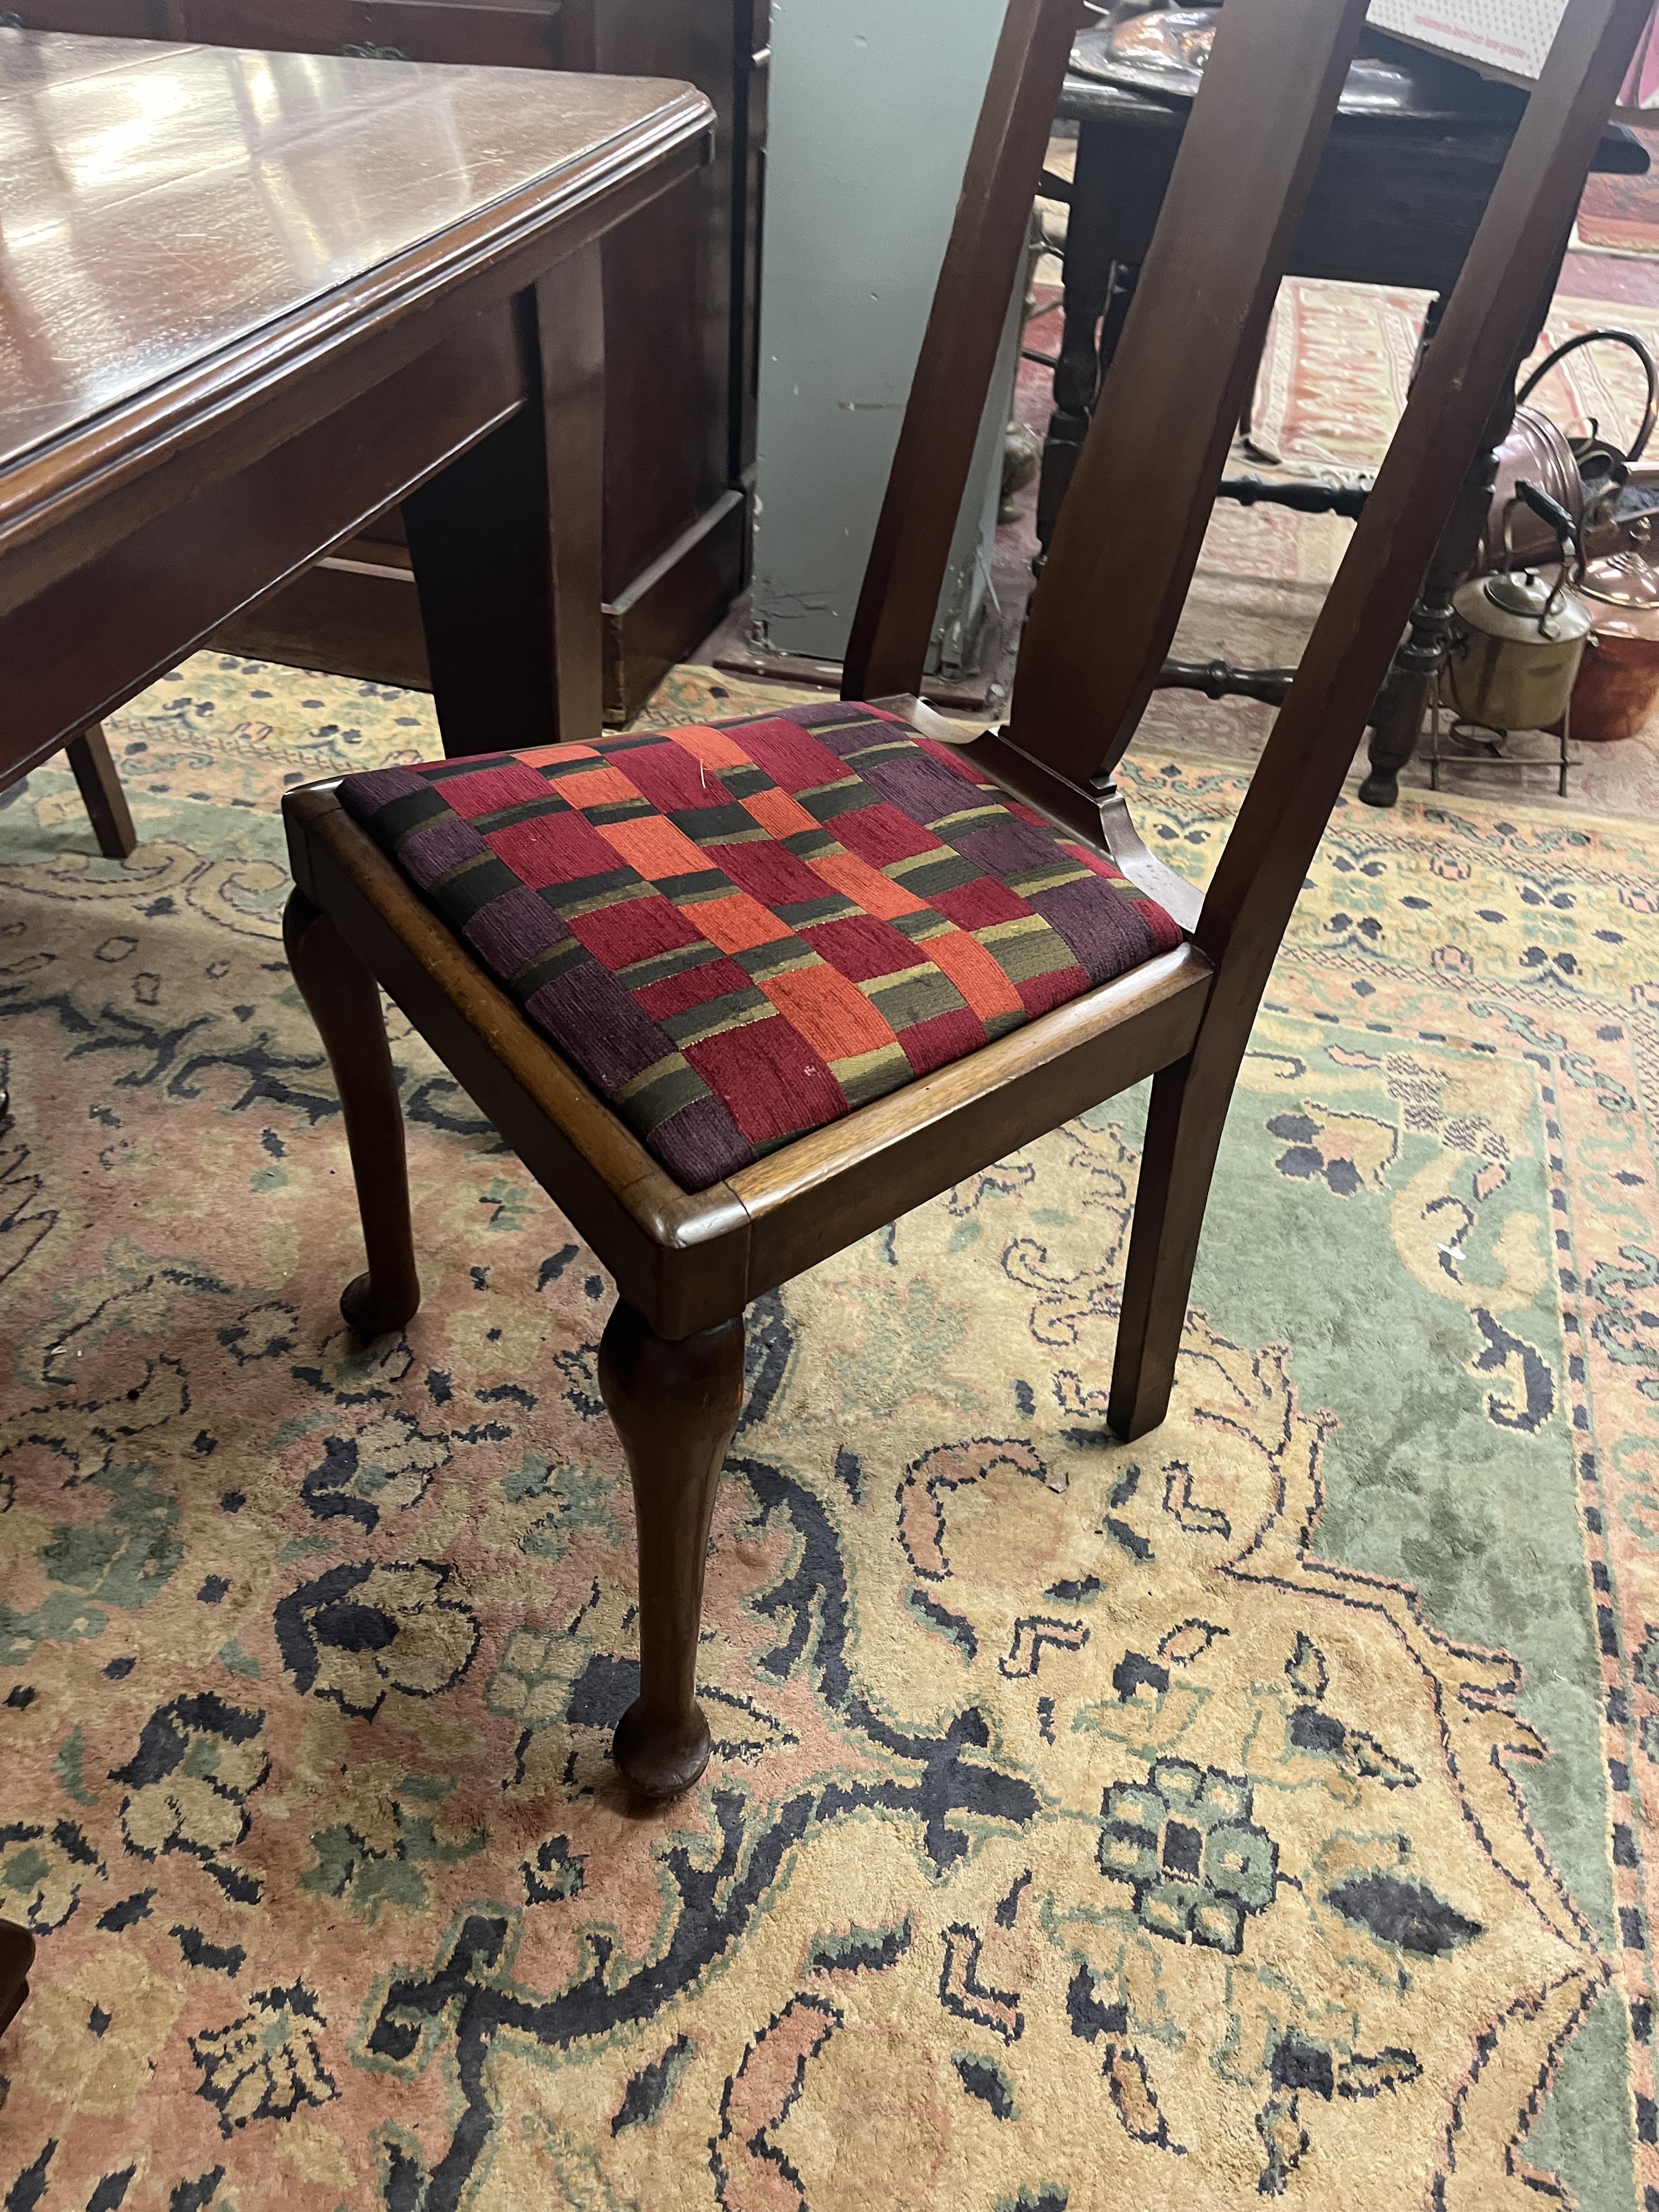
[{"left": 599, "top": 1301, "right": 746, "bottom": 1799}]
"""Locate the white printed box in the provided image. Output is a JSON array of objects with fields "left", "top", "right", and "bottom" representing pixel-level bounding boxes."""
[{"left": 1367, "top": 0, "right": 1659, "bottom": 114}]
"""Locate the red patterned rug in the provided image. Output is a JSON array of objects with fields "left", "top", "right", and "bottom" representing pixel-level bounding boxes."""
[{"left": 1579, "top": 126, "right": 1659, "bottom": 254}]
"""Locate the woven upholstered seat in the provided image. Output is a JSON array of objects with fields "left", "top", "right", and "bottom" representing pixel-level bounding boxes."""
[{"left": 338, "top": 699, "right": 1181, "bottom": 1191}]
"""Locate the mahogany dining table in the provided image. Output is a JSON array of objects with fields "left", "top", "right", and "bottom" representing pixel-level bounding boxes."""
[
  {"left": 0, "top": 23, "right": 710, "bottom": 2036},
  {"left": 0, "top": 27, "right": 713, "bottom": 853}
]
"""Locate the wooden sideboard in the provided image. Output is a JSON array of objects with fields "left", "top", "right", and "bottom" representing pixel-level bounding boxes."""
[{"left": 5, "top": 0, "right": 767, "bottom": 721}]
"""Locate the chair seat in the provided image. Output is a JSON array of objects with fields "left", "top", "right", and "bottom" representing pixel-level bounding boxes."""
[{"left": 337, "top": 699, "right": 1182, "bottom": 1191}]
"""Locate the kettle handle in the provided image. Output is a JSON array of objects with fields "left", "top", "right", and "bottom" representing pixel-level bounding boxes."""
[
  {"left": 1517, "top": 328, "right": 1659, "bottom": 464},
  {"left": 1515, "top": 477, "right": 1577, "bottom": 547},
  {"left": 1509, "top": 479, "right": 1585, "bottom": 630}
]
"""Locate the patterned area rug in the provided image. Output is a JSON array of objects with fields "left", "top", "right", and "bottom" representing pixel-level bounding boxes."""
[
  {"left": 1578, "top": 129, "right": 1659, "bottom": 255},
  {"left": 0, "top": 661, "right": 1655, "bottom": 2210}
]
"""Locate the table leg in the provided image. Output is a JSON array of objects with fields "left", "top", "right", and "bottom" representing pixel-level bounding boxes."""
[
  {"left": 1359, "top": 266, "right": 1558, "bottom": 808},
  {"left": 66, "top": 724, "right": 136, "bottom": 860},
  {"left": 1036, "top": 119, "right": 1125, "bottom": 564},
  {"left": 403, "top": 242, "right": 606, "bottom": 759},
  {"left": 1356, "top": 409, "right": 1508, "bottom": 808},
  {"left": 537, "top": 245, "right": 606, "bottom": 742}
]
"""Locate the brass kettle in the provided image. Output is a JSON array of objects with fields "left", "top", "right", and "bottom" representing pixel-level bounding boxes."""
[{"left": 1447, "top": 483, "right": 1596, "bottom": 733}]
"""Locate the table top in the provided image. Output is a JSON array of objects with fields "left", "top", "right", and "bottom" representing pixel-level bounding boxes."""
[
  {"left": 1070, "top": 15, "right": 1525, "bottom": 124},
  {"left": 0, "top": 28, "right": 706, "bottom": 475},
  {"left": 1057, "top": 52, "right": 1645, "bottom": 171}
]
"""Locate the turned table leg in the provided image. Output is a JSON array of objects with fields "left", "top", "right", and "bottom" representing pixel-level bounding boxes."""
[
  {"left": 600, "top": 1301, "right": 745, "bottom": 1799},
  {"left": 1036, "top": 115, "right": 1130, "bottom": 566},
  {"left": 1358, "top": 395, "right": 1511, "bottom": 808},
  {"left": 1359, "top": 260, "right": 1561, "bottom": 808}
]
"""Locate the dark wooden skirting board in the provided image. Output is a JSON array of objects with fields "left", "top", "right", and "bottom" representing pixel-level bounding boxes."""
[{"left": 601, "top": 487, "right": 746, "bottom": 721}]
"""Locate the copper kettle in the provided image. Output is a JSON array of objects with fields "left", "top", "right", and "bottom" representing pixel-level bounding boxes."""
[{"left": 1486, "top": 329, "right": 1659, "bottom": 573}]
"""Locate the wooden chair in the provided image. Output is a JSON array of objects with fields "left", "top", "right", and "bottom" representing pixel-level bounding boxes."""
[{"left": 283, "top": 0, "right": 1655, "bottom": 1801}]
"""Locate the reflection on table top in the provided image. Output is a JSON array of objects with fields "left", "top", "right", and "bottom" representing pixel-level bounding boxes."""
[{"left": 0, "top": 28, "right": 697, "bottom": 471}]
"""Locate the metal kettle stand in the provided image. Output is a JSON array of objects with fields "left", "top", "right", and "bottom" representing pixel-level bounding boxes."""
[{"left": 1425, "top": 669, "right": 1575, "bottom": 797}]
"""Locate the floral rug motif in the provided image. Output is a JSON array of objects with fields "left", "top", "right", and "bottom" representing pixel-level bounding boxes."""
[{"left": 0, "top": 661, "right": 1652, "bottom": 2209}]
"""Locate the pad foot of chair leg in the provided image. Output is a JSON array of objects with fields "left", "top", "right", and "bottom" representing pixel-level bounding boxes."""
[
  {"left": 612, "top": 1698, "right": 712, "bottom": 1800},
  {"left": 1357, "top": 768, "right": 1400, "bottom": 809},
  {"left": 340, "top": 1271, "right": 419, "bottom": 1339}
]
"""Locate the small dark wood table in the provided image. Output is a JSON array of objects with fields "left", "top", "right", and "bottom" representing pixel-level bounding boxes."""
[
  {"left": 1040, "top": 32, "right": 1645, "bottom": 557},
  {"left": 0, "top": 29, "right": 713, "bottom": 825}
]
